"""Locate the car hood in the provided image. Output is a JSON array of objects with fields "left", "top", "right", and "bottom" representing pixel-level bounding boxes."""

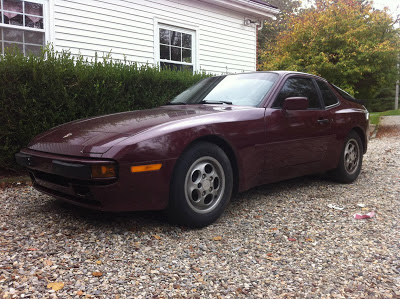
[{"left": 27, "top": 105, "right": 235, "bottom": 155}]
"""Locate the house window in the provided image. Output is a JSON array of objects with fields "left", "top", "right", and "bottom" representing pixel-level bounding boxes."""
[
  {"left": 0, "top": 0, "right": 45, "bottom": 55},
  {"left": 159, "top": 26, "right": 194, "bottom": 72}
]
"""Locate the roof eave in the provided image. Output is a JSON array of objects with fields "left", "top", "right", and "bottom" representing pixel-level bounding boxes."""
[{"left": 199, "top": 0, "right": 280, "bottom": 19}]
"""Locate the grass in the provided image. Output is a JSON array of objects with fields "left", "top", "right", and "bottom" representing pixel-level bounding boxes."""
[{"left": 369, "top": 109, "right": 400, "bottom": 125}]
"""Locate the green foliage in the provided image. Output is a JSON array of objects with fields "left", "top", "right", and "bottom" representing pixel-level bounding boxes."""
[
  {"left": 369, "top": 87, "right": 397, "bottom": 112},
  {"left": 0, "top": 47, "right": 208, "bottom": 170},
  {"left": 369, "top": 97, "right": 396, "bottom": 112},
  {"left": 259, "top": 0, "right": 400, "bottom": 105}
]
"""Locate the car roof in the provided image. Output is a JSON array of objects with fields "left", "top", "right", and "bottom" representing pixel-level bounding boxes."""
[{"left": 225, "top": 71, "right": 327, "bottom": 81}]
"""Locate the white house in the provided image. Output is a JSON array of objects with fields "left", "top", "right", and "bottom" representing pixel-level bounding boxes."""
[{"left": 0, "top": 0, "right": 278, "bottom": 74}]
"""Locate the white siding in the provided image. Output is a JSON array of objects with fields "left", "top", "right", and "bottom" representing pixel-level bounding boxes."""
[{"left": 52, "top": 0, "right": 258, "bottom": 74}]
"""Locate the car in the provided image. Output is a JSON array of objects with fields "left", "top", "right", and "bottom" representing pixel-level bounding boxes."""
[{"left": 16, "top": 71, "right": 369, "bottom": 227}]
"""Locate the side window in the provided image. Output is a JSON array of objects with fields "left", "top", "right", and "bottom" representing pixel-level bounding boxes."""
[
  {"left": 316, "top": 80, "right": 339, "bottom": 107},
  {"left": 273, "top": 77, "right": 321, "bottom": 109}
]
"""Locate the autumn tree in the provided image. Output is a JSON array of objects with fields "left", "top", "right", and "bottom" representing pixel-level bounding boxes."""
[
  {"left": 257, "top": 0, "right": 301, "bottom": 53},
  {"left": 259, "top": 0, "right": 399, "bottom": 103}
]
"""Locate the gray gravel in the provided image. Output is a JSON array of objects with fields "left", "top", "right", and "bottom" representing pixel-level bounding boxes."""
[{"left": 1, "top": 118, "right": 400, "bottom": 298}]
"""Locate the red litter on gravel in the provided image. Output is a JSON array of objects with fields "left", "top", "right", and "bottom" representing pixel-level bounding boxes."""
[{"left": 353, "top": 211, "right": 375, "bottom": 220}]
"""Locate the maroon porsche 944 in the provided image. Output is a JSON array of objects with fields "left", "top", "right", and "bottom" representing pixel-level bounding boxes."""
[{"left": 16, "top": 71, "right": 369, "bottom": 227}]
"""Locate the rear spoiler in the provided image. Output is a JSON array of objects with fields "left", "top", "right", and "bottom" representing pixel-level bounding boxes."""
[
  {"left": 331, "top": 84, "right": 365, "bottom": 105},
  {"left": 347, "top": 98, "right": 365, "bottom": 105}
]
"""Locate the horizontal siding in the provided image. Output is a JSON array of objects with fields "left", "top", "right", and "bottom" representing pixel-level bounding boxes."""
[
  {"left": 53, "top": 0, "right": 257, "bottom": 74},
  {"left": 55, "top": 16, "right": 153, "bottom": 39},
  {"left": 55, "top": 32, "right": 153, "bottom": 55},
  {"left": 55, "top": 46, "right": 154, "bottom": 64},
  {"left": 199, "top": 44, "right": 254, "bottom": 60}
]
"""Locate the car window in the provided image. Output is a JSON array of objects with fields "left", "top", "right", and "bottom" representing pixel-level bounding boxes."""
[
  {"left": 332, "top": 84, "right": 355, "bottom": 101},
  {"left": 273, "top": 77, "right": 321, "bottom": 109},
  {"left": 169, "top": 73, "right": 279, "bottom": 107},
  {"left": 316, "top": 80, "right": 339, "bottom": 107}
]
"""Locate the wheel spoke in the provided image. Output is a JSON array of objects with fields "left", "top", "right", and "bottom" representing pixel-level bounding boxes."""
[{"left": 188, "top": 180, "right": 199, "bottom": 192}]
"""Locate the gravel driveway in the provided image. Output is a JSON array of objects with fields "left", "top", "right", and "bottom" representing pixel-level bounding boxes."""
[{"left": 1, "top": 117, "right": 399, "bottom": 298}]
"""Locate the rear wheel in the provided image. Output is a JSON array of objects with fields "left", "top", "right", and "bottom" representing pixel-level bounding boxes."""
[
  {"left": 332, "top": 131, "right": 363, "bottom": 183},
  {"left": 168, "top": 142, "right": 233, "bottom": 227}
]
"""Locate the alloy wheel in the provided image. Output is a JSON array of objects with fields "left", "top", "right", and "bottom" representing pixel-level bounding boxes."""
[
  {"left": 184, "top": 156, "right": 225, "bottom": 214},
  {"left": 344, "top": 138, "right": 360, "bottom": 174}
]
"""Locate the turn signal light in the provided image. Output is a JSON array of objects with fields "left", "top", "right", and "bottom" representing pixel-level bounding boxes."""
[
  {"left": 91, "top": 164, "right": 116, "bottom": 178},
  {"left": 131, "top": 164, "right": 162, "bottom": 173}
]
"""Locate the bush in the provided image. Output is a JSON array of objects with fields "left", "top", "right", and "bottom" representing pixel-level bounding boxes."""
[
  {"left": 367, "top": 97, "right": 396, "bottom": 112},
  {"left": 0, "top": 47, "right": 209, "bottom": 170}
]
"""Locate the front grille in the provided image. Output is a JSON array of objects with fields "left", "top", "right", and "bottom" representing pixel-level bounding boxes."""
[
  {"left": 29, "top": 170, "right": 113, "bottom": 208},
  {"left": 31, "top": 170, "right": 116, "bottom": 186},
  {"left": 33, "top": 171, "right": 70, "bottom": 186},
  {"left": 33, "top": 183, "right": 101, "bottom": 207}
]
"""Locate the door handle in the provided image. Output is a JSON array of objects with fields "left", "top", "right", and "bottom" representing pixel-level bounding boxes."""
[{"left": 317, "top": 119, "right": 329, "bottom": 124}]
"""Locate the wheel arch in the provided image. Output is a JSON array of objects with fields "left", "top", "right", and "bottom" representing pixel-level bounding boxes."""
[
  {"left": 177, "top": 135, "right": 240, "bottom": 196},
  {"left": 350, "top": 126, "right": 367, "bottom": 154}
]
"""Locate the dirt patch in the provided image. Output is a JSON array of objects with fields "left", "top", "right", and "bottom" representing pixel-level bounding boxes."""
[
  {"left": 0, "top": 169, "right": 30, "bottom": 189},
  {"left": 376, "top": 125, "right": 400, "bottom": 138},
  {"left": 376, "top": 116, "right": 400, "bottom": 139}
]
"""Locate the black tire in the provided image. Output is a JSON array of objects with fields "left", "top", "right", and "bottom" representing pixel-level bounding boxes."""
[
  {"left": 168, "top": 142, "right": 233, "bottom": 227},
  {"left": 332, "top": 131, "right": 363, "bottom": 183}
]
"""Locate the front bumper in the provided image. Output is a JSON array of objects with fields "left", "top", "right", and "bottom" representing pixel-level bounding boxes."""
[
  {"left": 16, "top": 152, "right": 98, "bottom": 180},
  {"left": 16, "top": 149, "right": 174, "bottom": 211}
]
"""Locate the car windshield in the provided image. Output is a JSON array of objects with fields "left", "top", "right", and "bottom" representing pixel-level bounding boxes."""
[{"left": 168, "top": 72, "right": 279, "bottom": 107}]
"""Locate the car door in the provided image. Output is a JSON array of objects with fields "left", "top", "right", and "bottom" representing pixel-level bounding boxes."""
[
  {"left": 263, "top": 76, "right": 334, "bottom": 175},
  {"left": 315, "top": 79, "right": 342, "bottom": 169}
]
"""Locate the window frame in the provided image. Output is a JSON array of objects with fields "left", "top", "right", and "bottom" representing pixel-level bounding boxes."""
[
  {"left": 154, "top": 18, "right": 198, "bottom": 73},
  {"left": 315, "top": 79, "right": 340, "bottom": 110},
  {"left": 271, "top": 76, "right": 324, "bottom": 110},
  {"left": 0, "top": 0, "right": 49, "bottom": 56}
]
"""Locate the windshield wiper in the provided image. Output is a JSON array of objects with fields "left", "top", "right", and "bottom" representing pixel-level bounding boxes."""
[
  {"left": 165, "top": 101, "right": 188, "bottom": 105},
  {"left": 200, "top": 100, "right": 233, "bottom": 105}
]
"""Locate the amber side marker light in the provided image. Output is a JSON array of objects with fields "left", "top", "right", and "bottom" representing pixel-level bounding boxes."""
[
  {"left": 91, "top": 165, "right": 117, "bottom": 179},
  {"left": 131, "top": 164, "right": 162, "bottom": 173}
]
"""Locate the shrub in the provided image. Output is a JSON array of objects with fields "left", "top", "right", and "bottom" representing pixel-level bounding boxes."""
[
  {"left": 0, "top": 47, "right": 209, "bottom": 170},
  {"left": 367, "top": 97, "right": 396, "bottom": 112}
]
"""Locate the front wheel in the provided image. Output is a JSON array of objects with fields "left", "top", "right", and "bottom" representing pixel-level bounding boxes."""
[
  {"left": 168, "top": 142, "right": 233, "bottom": 227},
  {"left": 332, "top": 131, "right": 363, "bottom": 183}
]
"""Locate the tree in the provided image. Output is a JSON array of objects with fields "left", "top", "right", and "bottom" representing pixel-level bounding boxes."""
[
  {"left": 257, "top": 0, "right": 301, "bottom": 54},
  {"left": 259, "top": 0, "right": 400, "bottom": 103}
]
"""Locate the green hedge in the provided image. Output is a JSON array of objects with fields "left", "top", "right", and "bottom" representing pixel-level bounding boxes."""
[{"left": 0, "top": 48, "right": 209, "bottom": 170}]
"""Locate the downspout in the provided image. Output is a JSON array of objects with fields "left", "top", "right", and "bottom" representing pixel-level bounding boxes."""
[
  {"left": 255, "top": 20, "right": 264, "bottom": 70},
  {"left": 256, "top": 20, "right": 264, "bottom": 31}
]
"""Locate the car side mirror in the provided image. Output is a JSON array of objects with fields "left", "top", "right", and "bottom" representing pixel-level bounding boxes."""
[{"left": 282, "top": 97, "right": 309, "bottom": 111}]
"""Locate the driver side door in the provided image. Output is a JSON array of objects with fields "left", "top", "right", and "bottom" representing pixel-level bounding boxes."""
[{"left": 264, "top": 76, "right": 334, "bottom": 179}]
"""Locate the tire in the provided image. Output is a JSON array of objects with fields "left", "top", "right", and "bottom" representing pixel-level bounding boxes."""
[
  {"left": 332, "top": 131, "right": 363, "bottom": 183},
  {"left": 168, "top": 142, "right": 233, "bottom": 227}
]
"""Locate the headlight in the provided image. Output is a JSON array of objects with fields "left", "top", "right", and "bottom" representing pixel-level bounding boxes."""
[{"left": 91, "top": 164, "right": 117, "bottom": 178}]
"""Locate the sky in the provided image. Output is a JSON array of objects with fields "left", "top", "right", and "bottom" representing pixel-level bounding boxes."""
[
  {"left": 371, "top": 0, "right": 399, "bottom": 13},
  {"left": 371, "top": 0, "right": 399, "bottom": 20},
  {"left": 302, "top": 0, "right": 399, "bottom": 27}
]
